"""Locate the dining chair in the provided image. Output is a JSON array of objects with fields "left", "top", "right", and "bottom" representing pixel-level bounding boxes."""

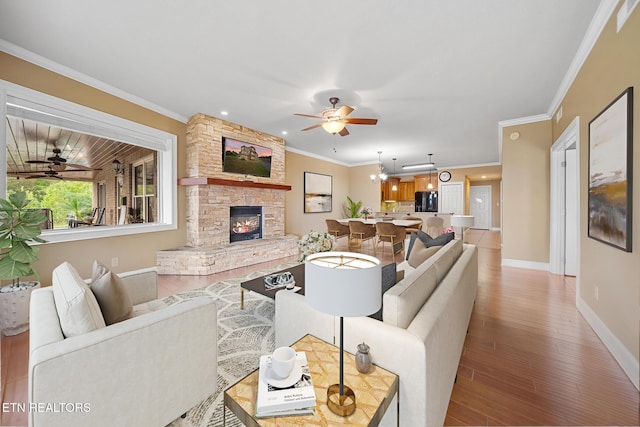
[
  {"left": 348, "top": 220, "right": 376, "bottom": 252},
  {"left": 375, "top": 222, "right": 407, "bottom": 256},
  {"left": 426, "top": 215, "right": 444, "bottom": 237},
  {"left": 404, "top": 216, "right": 423, "bottom": 234},
  {"left": 325, "top": 219, "right": 350, "bottom": 240}
]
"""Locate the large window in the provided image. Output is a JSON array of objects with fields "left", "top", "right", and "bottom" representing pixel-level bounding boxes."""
[{"left": 1, "top": 80, "right": 177, "bottom": 243}]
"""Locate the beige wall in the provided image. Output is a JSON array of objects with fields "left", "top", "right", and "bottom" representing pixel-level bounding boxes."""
[
  {"left": 284, "top": 151, "right": 350, "bottom": 237},
  {"left": 552, "top": 6, "right": 639, "bottom": 362},
  {"left": 0, "top": 52, "right": 188, "bottom": 281},
  {"left": 501, "top": 120, "right": 551, "bottom": 264}
]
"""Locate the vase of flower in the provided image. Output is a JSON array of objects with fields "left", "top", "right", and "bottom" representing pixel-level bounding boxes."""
[{"left": 298, "top": 230, "right": 336, "bottom": 262}]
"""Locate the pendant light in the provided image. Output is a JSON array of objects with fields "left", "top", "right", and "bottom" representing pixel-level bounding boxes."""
[{"left": 391, "top": 158, "right": 398, "bottom": 191}]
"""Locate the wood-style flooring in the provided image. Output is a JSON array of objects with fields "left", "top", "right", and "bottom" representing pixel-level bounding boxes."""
[{"left": 1, "top": 230, "right": 638, "bottom": 426}]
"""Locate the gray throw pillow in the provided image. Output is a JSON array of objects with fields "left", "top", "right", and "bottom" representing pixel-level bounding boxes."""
[
  {"left": 369, "top": 262, "right": 397, "bottom": 321},
  {"left": 90, "top": 260, "right": 133, "bottom": 325},
  {"left": 406, "top": 229, "right": 454, "bottom": 259}
]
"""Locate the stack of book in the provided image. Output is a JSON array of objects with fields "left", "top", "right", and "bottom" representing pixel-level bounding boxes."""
[{"left": 255, "top": 351, "right": 316, "bottom": 418}]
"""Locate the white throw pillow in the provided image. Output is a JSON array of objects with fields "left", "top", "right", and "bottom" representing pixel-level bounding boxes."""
[{"left": 52, "top": 262, "right": 106, "bottom": 338}]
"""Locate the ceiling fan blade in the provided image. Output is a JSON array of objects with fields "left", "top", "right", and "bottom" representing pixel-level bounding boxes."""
[
  {"left": 344, "top": 118, "right": 378, "bottom": 125},
  {"left": 339, "top": 127, "right": 350, "bottom": 137},
  {"left": 25, "top": 159, "right": 50, "bottom": 164},
  {"left": 294, "top": 113, "right": 324, "bottom": 119},
  {"left": 336, "top": 105, "right": 354, "bottom": 118},
  {"left": 27, "top": 174, "right": 62, "bottom": 180},
  {"left": 301, "top": 123, "right": 323, "bottom": 131}
]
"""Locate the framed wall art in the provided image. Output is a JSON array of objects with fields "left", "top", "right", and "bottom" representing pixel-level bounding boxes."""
[
  {"left": 588, "top": 87, "right": 633, "bottom": 252},
  {"left": 304, "top": 172, "right": 332, "bottom": 213}
]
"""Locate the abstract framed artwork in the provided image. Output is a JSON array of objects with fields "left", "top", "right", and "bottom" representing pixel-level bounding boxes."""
[
  {"left": 304, "top": 172, "right": 332, "bottom": 213},
  {"left": 588, "top": 87, "right": 633, "bottom": 252}
]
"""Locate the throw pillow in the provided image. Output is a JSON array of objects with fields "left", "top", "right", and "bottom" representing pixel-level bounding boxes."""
[
  {"left": 407, "top": 238, "right": 443, "bottom": 268},
  {"left": 90, "top": 260, "right": 133, "bottom": 325},
  {"left": 52, "top": 262, "right": 106, "bottom": 338},
  {"left": 369, "top": 262, "right": 398, "bottom": 321},
  {"left": 423, "top": 231, "right": 455, "bottom": 247}
]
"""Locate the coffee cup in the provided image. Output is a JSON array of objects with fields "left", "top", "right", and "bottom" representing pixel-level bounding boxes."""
[{"left": 269, "top": 346, "right": 296, "bottom": 379}]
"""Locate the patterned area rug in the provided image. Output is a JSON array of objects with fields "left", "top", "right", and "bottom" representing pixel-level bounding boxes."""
[{"left": 166, "top": 262, "right": 299, "bottom": 427}]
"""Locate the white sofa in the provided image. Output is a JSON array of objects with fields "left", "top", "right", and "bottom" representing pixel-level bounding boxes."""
[
  {"left": 275, "top": 238, "right": 478, "bottom": 427},
  {"left": 28, "top": 265, "right": 218, "bottom": 427}
]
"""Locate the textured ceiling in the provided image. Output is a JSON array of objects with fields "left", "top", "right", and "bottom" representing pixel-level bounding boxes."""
[{"left": 0, "top": 0, "right": 603, "bottom": 174}]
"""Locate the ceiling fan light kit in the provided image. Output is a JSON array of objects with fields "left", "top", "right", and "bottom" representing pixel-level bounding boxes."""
[{"left": 295, "top": 97, "right": 377, "bottom": 137}]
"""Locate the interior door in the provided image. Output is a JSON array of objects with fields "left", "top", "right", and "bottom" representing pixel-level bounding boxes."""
[
  {"left": 469, "top": 185, "right": 491, "bottom": 229},
  {"left": 439, "top": 182, "right": 464, "bottom": 215}
]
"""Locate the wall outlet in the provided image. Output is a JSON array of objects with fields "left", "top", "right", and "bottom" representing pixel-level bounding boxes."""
[
  {"left": 111, "top": 257, "right": 119, "bottom": 267},
  {"left": 594, "top": 285, "right": 599, "bottom": 301}
]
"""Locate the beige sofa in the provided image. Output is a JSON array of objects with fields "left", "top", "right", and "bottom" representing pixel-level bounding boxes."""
[
  {"left": 275, "top": 238, "right": 478, "bottom": 427},
  {"left": 28, "top": 264, "right": 218, "bottom": 427}
]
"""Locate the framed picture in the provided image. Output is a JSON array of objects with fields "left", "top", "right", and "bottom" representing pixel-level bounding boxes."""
[
  {"left": 304, "top": 172, "right": 332, "bottom": 213},
  {"left": 588, "top": 87, "right": 633, "bottom": 252}
]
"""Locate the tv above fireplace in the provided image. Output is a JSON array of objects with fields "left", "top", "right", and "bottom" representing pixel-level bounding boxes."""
[{"left": 222, "top": 137, "right": 272, "bottom": 178}]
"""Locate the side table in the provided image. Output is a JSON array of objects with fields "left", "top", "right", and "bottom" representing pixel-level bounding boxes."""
[
  {"left": 0, "top": 281, "right": 40, "bottom": 336},
  {"left": 224, "top": 334, "right": 399, "bottom": 426}
]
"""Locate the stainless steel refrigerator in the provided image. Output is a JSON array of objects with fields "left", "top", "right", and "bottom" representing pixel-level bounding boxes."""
[{"left": 415, "top": 191, "right": 438, "bottom": 212}]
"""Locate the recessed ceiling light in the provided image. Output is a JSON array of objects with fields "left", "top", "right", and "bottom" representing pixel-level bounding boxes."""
[
  {"left": 220, "top": 111, "right": 229, "bottom": 116},
  {"left": 481, "top": 175, "right": 487, "bottom": 179},
  {"left": 281, "top": 131, "right": 288, "bottom": 135}
]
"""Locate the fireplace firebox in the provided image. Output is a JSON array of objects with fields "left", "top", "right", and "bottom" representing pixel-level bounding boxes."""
[{"left": 229, "top": 206, "right": 263, "bottom": 243}]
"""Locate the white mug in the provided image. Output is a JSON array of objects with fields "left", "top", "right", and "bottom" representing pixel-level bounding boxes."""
[{"left": 269, "top": 346, "right": 296, "bottom": 379}]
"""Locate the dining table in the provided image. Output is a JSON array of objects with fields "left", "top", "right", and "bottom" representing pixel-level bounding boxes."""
[{"left": 337, "top": 218, "right": 422, "bottom": 228}]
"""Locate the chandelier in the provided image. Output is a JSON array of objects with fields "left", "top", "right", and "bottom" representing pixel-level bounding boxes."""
[{"left": 370, "top": 151, "right": 387, "bottom": 182}]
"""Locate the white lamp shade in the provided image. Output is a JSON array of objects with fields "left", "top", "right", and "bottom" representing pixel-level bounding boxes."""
[
  {"left": 322, "top": 120, "right": 347, "bottom": 134},
  {"left": 450, "top": 215, "right": 474, "bottom": 228},
  {"left": 305, "top": 252, "right": 381, "bottom": 317}
]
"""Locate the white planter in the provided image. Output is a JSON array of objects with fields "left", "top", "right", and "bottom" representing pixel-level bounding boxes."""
[{"left": 0, "top": 281, "right": 40, "bottom": 336}]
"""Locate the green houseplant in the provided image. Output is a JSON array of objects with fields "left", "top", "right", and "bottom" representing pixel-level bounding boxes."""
[
  {"left": 344, "top": 196, "right": 363, "bottom": 218},
  {"left": 0, "top": 192, "right": 47, "bottom": 286}
]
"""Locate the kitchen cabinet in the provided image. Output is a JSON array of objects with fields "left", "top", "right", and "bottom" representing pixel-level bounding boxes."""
[
  {"left": 397, "top": 181, "right": 415, "bottom": 201},
  {"left": 380, "top": 178, "right": 400, "bottom": 201},
  {"left": 414, "top": 175, "right": 436, "bottom": 192}
]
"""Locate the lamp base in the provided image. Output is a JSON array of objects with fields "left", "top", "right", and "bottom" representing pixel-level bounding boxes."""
[{"left": 326, "top": 384, "right": 356, "bottom": 416}]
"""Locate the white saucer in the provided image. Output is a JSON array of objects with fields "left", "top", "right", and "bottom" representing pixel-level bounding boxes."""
[{"left": 266, "top": 364, "right": 302, "bottom": 388}]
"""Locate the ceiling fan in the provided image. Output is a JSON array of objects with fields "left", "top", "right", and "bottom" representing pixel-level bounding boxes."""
[
  {"left": 294, "top": 97, "right": 378, "bottom": 136},
  {"left": 25, "top": 147, "right": 95, "bottom": 171},
  {"left": 25, "top": 166, "right": 63, "bottom": 180}
]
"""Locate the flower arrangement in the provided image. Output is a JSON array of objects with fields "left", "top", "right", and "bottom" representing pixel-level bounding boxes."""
[
  {"left": 298, "top": 230, "right": 336, "bottom": 262},
  {"left": 441, "top": 227, "right": 457, "bottom": 238},
  {"left": 361, "top": 207, "right": 373, "bottom": 217}
]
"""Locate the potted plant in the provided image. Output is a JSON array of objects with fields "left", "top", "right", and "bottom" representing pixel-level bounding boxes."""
[
  {"left": 344, "top": 196, "right": 363, "bottom": 218},
  {"left": 0, "top": 192, "right": 47, "bottom": 335}
]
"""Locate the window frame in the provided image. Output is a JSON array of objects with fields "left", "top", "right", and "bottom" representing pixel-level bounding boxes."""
[{"left": 1, "top": 80, "right": 178, "bottom": 244}]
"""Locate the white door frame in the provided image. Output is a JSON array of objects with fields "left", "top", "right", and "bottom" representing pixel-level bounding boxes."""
[{"left": 550, "top": 117, "right": 580, "bottom": 280}]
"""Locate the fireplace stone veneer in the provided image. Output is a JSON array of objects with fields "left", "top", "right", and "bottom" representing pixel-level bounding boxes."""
[{"left": 156, "top": 113, "right": 298, "bottom": 275}]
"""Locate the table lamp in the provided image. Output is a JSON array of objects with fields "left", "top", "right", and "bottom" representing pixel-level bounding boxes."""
[
  {"left": 450, "top": 215, "right": 474, "bottom": 241},
  {"left": 305, "top": 252, "right": 381, "bottom": 416}
]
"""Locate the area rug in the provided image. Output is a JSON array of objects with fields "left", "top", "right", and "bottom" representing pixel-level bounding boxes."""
[{"left": 166, "top": 262, "right": 299, "bottom": 427}]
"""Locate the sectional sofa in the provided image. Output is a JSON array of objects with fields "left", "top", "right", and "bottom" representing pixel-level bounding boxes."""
[{"left": 275, "top": 238, "right": 478, "bottom": 427}]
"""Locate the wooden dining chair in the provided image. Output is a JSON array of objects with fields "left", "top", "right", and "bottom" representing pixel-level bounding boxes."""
[
  {"left": 348, "top": 220, "right": 376, "bottom": 251},
  {"left": 426, "top": 215, "right": 444, "bottom": 237},
  {"left": 404, "top": 216, "right": 423, "bottom": 234},
  {"left": 375, "top": 222, "right": 407, "bottom": 256},
  {"left": 325, "top": 219, "right": 350, "bottom": 240}
]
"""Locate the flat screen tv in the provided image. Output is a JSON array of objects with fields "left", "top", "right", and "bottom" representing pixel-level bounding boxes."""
[{"left": 222, "top": 137, "right": 272, "bottom": 178}]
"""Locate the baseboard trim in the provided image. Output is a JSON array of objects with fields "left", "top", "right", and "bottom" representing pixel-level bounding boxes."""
[
  {"left": 577, "top": 295, "right": 639, "bottom": 390},
  {"left": 501, "top": 258, "right": 549, "bottom": 271}
]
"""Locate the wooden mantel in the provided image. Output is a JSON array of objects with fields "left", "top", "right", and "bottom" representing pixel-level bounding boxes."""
[{"left": 178, "top": 177, "right": 291, "bottom": 191}]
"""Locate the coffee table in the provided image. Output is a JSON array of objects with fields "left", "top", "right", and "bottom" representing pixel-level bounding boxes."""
[
  {"left": 240, "top": 263, "right": 305, "bottom": 309},
  {"left": 224, "top": 334, "right": 399, "bottom": 426}
]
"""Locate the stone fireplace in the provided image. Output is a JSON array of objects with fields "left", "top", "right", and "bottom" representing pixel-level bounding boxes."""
[{"left": 156, "top": 113, "right": 298, "bottom": 275}]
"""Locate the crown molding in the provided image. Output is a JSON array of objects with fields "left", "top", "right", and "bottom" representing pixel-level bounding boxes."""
[
  {"left": 284, "top": 146, "right": 352, "bottom": 167},
  {"left": 546, "top": 0, "right": 619, "bottom": 117},
  {"left": 0, "top": 39, "right": 188, "bottom": 123}
]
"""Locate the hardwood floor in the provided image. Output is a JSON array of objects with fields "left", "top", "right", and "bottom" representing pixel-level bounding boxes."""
[{"left": 1, "top": 230, "right": 638, "bottom": 426}]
